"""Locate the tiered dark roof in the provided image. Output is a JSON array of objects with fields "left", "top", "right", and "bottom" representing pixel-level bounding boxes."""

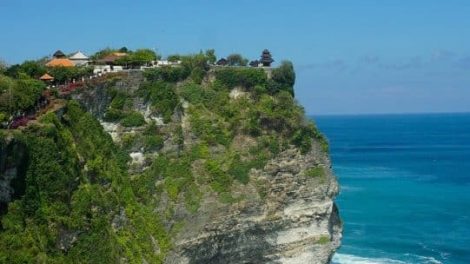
[
  {"left": 260, "top": 49, "right": 274, "bottom": 67},
  {"left": 249, "top": 60, "right": 259, "bottom": 67},
  {"left": 216, "top": 58, "right": 228, "bottom": 66},
  {"left": 53, "top": 50, "right": 66, "bottom": 58}
]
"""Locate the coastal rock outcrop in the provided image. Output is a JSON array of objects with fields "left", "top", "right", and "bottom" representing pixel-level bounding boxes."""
[
  {"left": 0, "top": 61, "right": 341, "bottom": 263},
  {"left": 164, "top": 145, "right": 341, "bottom": 264}
]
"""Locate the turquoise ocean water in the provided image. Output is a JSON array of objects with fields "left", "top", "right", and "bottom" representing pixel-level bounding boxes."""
[{"left": 314, "top": 113, "right": 470, "bottom": 264}]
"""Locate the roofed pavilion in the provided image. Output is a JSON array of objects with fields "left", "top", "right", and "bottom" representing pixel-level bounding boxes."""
[
  {"left": 39, "top": 73, "right": 54, "bottom": 81},
  {"left": 53, "top": 50, "right": 66, "bottom": 58},
  {"left": 260, "top": 49, "right": 274, "bottom": 67}
]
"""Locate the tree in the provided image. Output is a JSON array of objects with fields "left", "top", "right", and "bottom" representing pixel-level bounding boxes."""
[
  {"left": 269, "top": 60, "right": 295, "bottom": 96},
  {"left": 4, "top": 64, "right": 21, "bottom": 78},
  {"left": 205, "top": 49, "right": 217, "bottom": 64},
  {"left": 181, "top": 53, "right": 210, "bottom": 72},
  {"left": 167, "top": 54, "right": 181, "bottom": 62},
  {"left": 3, "top": 61, "right": 46, "bottom": 79},
  {"left": 132, "top": 49, "right": 158, "bottom": 63},
  {"left": 90, "top": 48, "right": 117, "bottom": 60},
  {"left": 18, "top": 60, "right": 47, "bottom": 79},
  {"left": 119, "top": 47, "right": 129, "bottom": 53},
  {"left": 121, "top": 49, "right": 159, "bottom": 67},
  {"left": 48, "top": 66, "right": 93, "bottom": 84},
  {"left": 0, "top": 73, "right": 46, "bottom": 115},
  {"left": 0, "top": 59, "right": 7, "bottom": 74},
  {"left": 226, "top": 54, "right": 248, "bottom": 66}
]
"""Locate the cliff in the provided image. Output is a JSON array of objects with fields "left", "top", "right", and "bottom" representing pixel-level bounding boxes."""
[{"left": 0, "top": 61, "right": 341, "bottom": 263}]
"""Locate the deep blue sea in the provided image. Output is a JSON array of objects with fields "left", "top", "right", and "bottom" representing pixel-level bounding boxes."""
[{"left": 313, "top": 113, "right": 470, "bottom": 264}]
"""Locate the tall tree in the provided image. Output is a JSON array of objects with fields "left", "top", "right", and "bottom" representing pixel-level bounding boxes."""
[
  {"left": 205, "top": 49, "right": 217, "bottom": 64},
  {"left": 226, "top": 54, "right": 248, "bottom": 66},
  {"left": 0, "top": 59, "right": 7, "bottom": 74}
]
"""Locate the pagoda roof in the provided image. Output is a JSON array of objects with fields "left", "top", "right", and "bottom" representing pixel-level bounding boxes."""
[
  {"left": 249, "top": 60, "right": 259, "bottom": 67},
  {"left": 46, "top": 58, "right": 74, "bottom": 67},
  {"left": 216, "top": 58, "right": 228, "bottom": 65},
  {"left": 39, "top": 73, "right": 54, "bottom": 80},
  {"left": 69, "top": 51, "right": 89, "bottom": 60},
  {"left": 53, "top": 50, "right": 66, "bottom": 58}
]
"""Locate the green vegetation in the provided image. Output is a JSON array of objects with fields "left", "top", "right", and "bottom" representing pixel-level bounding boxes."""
[
  {"left": 48, "top": 66, "right": 93, "bottom": 84},
  {"left": 180, "top": 52, "right": 212, "bottom": 84},
  {"left": 0, "top": 73, "right": 46, "bottom": 119},
  {"left": 4, "top": 60, "right": 46, "bottom": 79},
  {"left": 269, "top": 61, "right": 296, "bottom": 96},
  {"left": 91, "top": 47, "right": 159, "bottom": 67},
  {"left": 0, "top": 49, "right": 331, "bottom": 262},
  {"left": 167, "top": 54, "right": 181, "bottom": 62},
  {"left": 121, "top": 111, "right": 146, "bottom": 127},
  {"left": 142, "top": 122, "right": 164, "bottom": 151},
  {"left": 305, "top": 166, "right": 325, "bottom": 178},
  {"left": 226, "top": 53, "right": 248, "bottom": 66},
  {"left": 189, "top": 106, "right": 231, "bottom": 146},
  {"left": 116, "top": 49, "right": 159, "bottom": 67},
  {"left": 135, "top": 152, "right": 201, "bottom": 211},
  {"left": 138, "top": 80, "right": 178, "bottom": 123},
  {"left": 90, "top": 47, "right": 118, "bottom": 60},
  {"left": 103, "top": 89, "right": 147, "bottom": 127},
  {"left": 0, "top": 102, "right": 170, "bottom": 263},
  {"left": 214, "top": 67, "right": 267, "bottom": 89},
  {"left": 144, "top": 66, "right": 189, "bottom": 83},
  {"left": 318, "top": 235, "right": 330, "bottom": 245},
  {"left": 214, "top": 60, "right": 296, "bottom": 97},
  {"left": 4, "top": 57, "right": 93, "bottom": 84}
]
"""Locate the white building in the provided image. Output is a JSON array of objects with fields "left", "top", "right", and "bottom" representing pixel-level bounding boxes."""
[
  {"left": 156, "top": 60, "right": 182, "bottom": 67},
  {"left": 93, "top": 65, "right": 124, "bottom": 74},
  {"left": 69, "top": 51, "right": 90, "bottom": 66}
]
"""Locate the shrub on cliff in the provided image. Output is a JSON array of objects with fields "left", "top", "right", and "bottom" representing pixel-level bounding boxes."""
[
  {"left": 120, "top": 111, "right": 146, "bottom": 127},
  {"left": 226, "top": 53, "right": 248, "bottom": 66},
  {"left": 0, "top": 73, "right": 46, "bottom": 116},
  {"left": 214, "top": 67, "right": 267, "bottom": 89},
  {"left": 139, "top": 80, "right": 178, "bottom": 123},
  {"left": 144, "top": 66, "right": 190, "bottom": 83},
  {"left": 48, "top": 66, "right": 93, "bottom": 84},
  {"left": 267, "top": 60, "right": 295, "bottom": 96},
  {"left": 4, "top": 60, "right": 46, "bottom": 79},
  {"left": 0, "top": 102, "right": 173, "bottom": 262}
]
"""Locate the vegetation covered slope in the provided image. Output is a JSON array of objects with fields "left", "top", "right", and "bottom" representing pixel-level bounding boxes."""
[
  {"left": 0, "top": 102, "right": 171, "bottom": 263},
  {"left": 0, "top": 52, "right": 336, "bottom": 263}
]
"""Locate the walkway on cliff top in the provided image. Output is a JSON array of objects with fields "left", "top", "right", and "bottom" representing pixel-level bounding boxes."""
[{"left": 2, "top": 65, "right": 272, "bottom": 130}]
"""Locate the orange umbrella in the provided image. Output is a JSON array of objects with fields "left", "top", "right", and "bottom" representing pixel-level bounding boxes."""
[{"left": 39, "top": 73, "right": 54, "bottom": 81}]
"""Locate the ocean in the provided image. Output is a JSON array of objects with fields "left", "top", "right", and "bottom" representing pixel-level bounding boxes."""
[{"left": 313, "top": 113, "right": 470, "bottom": 264}]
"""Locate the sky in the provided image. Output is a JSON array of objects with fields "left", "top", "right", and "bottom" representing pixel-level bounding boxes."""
[{"left": 1, "top": 0, "right": 470, "bottom": 115}]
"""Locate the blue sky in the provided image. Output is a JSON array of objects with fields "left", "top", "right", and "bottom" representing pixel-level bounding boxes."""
[{"left": 1, "top": 0, "right": 470, "bottom": 114}]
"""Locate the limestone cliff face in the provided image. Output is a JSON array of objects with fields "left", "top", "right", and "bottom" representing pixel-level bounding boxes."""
[
  {"left": 68, "top": 70, "right": 342, "bottom": 263},
  {"left": 165, "top": 147, "right": 341, "bottom": 264}
]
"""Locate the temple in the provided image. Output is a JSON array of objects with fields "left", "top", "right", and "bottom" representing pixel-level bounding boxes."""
[{"left": 260, "top": 49, "right": 274, "bottom": 67}]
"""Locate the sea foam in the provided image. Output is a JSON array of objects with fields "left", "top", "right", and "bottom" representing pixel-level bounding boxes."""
[{"left": 332, "top": 253, "right": 409, "bottom": 264}]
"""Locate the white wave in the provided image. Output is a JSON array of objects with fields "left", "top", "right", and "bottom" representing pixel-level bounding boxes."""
[
  {"left": 332, "top": 253, "right": 443, "bottom": 264},
  {"left": 332, "top": 253, "right": 409, "bottom": 264},
  {"left": 417, "top": 256, "right": 443, "bottom": 264}
]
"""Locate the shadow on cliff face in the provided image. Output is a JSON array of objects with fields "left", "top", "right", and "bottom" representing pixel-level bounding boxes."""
[
  {"left": 181, "top": 223, "right": 282, "bottom": 264},
  {"left": 0, "top": 139, "right": 29, "bottom": 220}
]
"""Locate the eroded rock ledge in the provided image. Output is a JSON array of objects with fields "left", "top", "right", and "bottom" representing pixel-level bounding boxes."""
[{"left": 165, "top": 147, "right": 341, "bottom": 264}]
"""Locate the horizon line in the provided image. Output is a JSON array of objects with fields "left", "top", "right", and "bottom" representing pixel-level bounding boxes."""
[{"left": 309, "top": 111, "right": 470, "bottom": 117}]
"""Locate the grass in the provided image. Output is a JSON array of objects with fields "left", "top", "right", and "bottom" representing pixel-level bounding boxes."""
[
  {"left": 317, "top": 235, "right": 330, "bottom": 245},
  {"left": 305, "top": 166, "right": 325, "bottom": 178}
]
